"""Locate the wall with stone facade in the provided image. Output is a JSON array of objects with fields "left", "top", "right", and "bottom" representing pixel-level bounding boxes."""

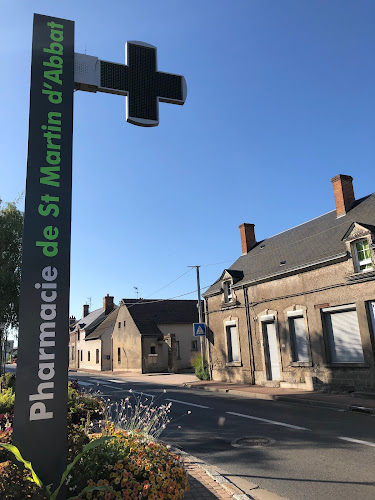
[{"left": 206, "top": 258, "right": 375, "bottom": 389}]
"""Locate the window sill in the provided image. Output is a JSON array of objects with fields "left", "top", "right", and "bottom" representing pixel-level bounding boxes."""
[
  {"left": 226, "top": 361, "right": 242, "bottom": 367},
  {"left": 290, "top": 361, "right": 312, "bottom": 367},
  {"left": 324, "top": 363, "right": 369, "bottom": 368},
  {"left": 220, "top": 300, "right": 239, "bottom": 309}
]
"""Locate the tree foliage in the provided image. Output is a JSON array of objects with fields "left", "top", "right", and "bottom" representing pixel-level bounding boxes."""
[{"left": 0, "top": 199, "right": 23, "bottom": 331}]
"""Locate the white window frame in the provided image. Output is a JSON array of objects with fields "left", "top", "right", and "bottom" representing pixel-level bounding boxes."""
[
  {"left": 353, "top": 239, "right": 372, "bottom": 272},
  {"left": 287, "top": 311, "right": 310, "bottom": 363},
  {"left": 223, "top": 281, "right": 233, "bottom": 302},
  {"left": 322, "top": 304, "right": 364, "bottom": 363},
  {"left": 225, "top": 320, "right": 240, "bottom": 364}
]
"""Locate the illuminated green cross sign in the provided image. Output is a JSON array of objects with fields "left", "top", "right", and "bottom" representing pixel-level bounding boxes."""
[{"left": 74, "top": 41, "right": 187, "bottom": 126}]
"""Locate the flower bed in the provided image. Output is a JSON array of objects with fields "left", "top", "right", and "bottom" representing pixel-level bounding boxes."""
[{"left": 0, "top": 379, "right": 190, "bottom": 499}]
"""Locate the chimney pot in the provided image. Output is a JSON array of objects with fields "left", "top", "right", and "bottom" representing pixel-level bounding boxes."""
[
  {"left": 239, "top": 223, "right": 256, "bottom": 254},
  {"left": 103, "top": 294, "right": 114, "bottom": 315},
  {"left": 331, "top": 174, "right": 355, "bottom": 217},
  {"left": 83, "top": 304, "right": 89, "bottom": 318}
]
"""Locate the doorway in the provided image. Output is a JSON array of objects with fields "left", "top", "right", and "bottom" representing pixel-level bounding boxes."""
[{"left": 263, "top": 321, "right": 281, "bottom": 381}]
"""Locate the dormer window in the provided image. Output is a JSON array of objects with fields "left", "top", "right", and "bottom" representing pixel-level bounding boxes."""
[
  {"left": 224, "top": 281, "right": 232, "bottom": 302},
  {"left": 354, "top": 239, "right": 372, "bottom": 272}
]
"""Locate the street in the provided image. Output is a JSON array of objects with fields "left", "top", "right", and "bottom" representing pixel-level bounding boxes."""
[
  {"left": 69, "top": 371, "right": 375, "bottom": 500},
  {"left": 7, "top": 366, "right": 375, "bottom": 500}
]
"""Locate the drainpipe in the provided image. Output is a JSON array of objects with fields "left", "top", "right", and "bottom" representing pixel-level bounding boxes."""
[
  {"left": 204, "top": 297, "right": 213, "bottom": 380},
  {"left": 243, "top": 286, "right": 255, "bottom": 385}
]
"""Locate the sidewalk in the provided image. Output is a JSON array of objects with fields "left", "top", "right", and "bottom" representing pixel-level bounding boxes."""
[{"left": 184, "top": 379, "right": 375, "bottom": 414}]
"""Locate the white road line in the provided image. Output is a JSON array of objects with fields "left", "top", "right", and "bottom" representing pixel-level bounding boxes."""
[
  {"left": 226, "top": 411, "right": 311, "bottom": 431},
  {"left": 166, "top": 398, "right": 212, "bottom": 409},
  {"left": 338, "top": 437, "right": 375, "bottom": 448},
  {"left": 108, "top": 379, "right": 124, "bottom": 384},
  {"left": 89, "top": 379, "right": 108, "bottom": 384},
  {"left": 131, "top": 391, "right": 155, "bottom": 398},
  {"left": 100, "top": 384, "right": 122, "bottom": 389},
  {"left": 76, "top": 381, "right": 94, "bottom": 386}
]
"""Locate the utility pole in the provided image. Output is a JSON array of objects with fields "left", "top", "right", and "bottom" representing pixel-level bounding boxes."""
[{"left": 189, "top": 266, "right": 205, "bottom": 370}]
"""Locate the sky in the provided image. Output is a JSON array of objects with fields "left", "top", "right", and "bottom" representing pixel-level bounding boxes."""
[{"left": 1, "top": 1, "right": 374, "bottom": 326}]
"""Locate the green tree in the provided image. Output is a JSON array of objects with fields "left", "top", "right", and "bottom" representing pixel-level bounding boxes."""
[{"left": 0, "top": 198, "right": 23, "bottom": 331}]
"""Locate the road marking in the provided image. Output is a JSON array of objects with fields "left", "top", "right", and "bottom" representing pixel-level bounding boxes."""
[
  {"left": 130, "top": 390, "right": 155, "bottom": 398},
  {"left": 108, "top": 379, "right": 124, "bottom": 384},
  {"left": 76, "top": 381, "right": 94, "bottom": 386},
  {"left": 226, "top": 411, "right": 311, "bottom": 431},
  {"left": 338, "top": 437, "right": 375, "bottom": 448},
  {"left": 100, "top": 384, "right": 122, "bottom": 389},
  {"left": 167, "top": 398, "right": 212, "bottom": 409}
]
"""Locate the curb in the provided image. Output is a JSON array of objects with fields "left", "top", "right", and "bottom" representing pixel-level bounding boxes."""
[
  {"left": 171, "top": 446, "right": 286, "bottom": 500},
  {"left": 185, "top": 384, "right": 375, "bottom": 415}
]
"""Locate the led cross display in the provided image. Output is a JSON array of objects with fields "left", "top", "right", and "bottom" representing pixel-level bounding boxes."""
[{"left": 74, "top": 41, "right": 187, "bottom": 126}]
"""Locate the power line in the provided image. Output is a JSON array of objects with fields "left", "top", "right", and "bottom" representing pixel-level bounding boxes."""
[{"left": 124, "top": 285, "right": 211, "bottom": 308}]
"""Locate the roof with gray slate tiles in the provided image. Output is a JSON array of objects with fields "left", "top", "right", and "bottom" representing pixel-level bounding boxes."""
[
  {"left": 85, "top": 307, "right": 119, "bottom": 341},
  {"left": 121, "top": 299, "right": 199, "bottom": 337},
  {"left": 204, "top": 193, "right": 375, "bottom": 296}
]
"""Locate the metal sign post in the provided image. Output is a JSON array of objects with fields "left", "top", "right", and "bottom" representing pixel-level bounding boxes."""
[{"left": 14, "top": 13, "right": 186, "bottom": 490}]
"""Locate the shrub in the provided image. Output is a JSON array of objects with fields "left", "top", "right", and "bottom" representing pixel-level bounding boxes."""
[
  {"left": 0, "top": 372, "right": 16, "bottom": 392},
  {"left": 0, "top": 388, "right": 15, "bottom": 413},
  {"left": 0, "top": 460, "right": 47, "bottom": 499},
  {"left": 68, "top": 385, "right": 104, "bottom": 425},
  {"left": 192, "top": 354, "right": 210, "bottom": 381}
]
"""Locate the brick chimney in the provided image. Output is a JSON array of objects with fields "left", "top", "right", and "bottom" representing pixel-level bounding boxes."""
[
  {"left": 83, "top": 304, "right": 89, "bottom": 318},
  {"left": 331, "top": 174, "right": 355, "bottom": 217},
  {"left": 239, "top": 223, "right": 256, "bottom": 254},
  {"left": 103, "top": 293, "right": 114, "bottom": 315}
]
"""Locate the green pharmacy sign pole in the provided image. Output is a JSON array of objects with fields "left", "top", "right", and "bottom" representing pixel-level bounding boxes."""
[{"left": 13, "top": 13, "right": 186, "bottom": 490}]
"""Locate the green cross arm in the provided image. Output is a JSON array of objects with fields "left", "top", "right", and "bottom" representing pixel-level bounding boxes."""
[{"left": 74, "top": 41, "right": 187, "bottom": 127}]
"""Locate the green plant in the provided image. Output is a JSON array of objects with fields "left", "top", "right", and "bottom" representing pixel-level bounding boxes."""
[
  {"left": 70, "top": 430, "right": 189, "bottom": 499},
  {"left": 0, "top": 387, "right": 15, "bottom": 413},
  {"left": 0, "top": 436, "right": 113, "bottom": 500},
  {"left": 192, "top": 353, "right": 210, "bottom": 381},
  {"left": 0, "top": 372, "right": 16, "bottom": 392}
]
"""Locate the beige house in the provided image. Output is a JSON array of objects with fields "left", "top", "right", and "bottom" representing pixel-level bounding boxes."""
[
  {"left": 112, "top": 299, "right": 199, "bottom": 374},
  {"left": 69, "top": 297, "right": 199, "bottom": 373},
  {"left": 203, "top": 175, "right": 375, "bottom": 390},
  {"left": 69, "top": 294, "right": 116, "bottom": 371}
]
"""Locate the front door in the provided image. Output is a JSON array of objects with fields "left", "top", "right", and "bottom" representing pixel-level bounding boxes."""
[{"left": 264, "top": 322, "right": 281, "bottom": 381}]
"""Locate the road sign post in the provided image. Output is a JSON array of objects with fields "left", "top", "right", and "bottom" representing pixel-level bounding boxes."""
[{"left": 13, "top": 13, "right": 186, "bottom": 490}]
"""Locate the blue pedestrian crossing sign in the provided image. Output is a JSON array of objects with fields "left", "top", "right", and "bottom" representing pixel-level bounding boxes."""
[{"left": 193, "top": 323, "right": 206, "bottom": 337}]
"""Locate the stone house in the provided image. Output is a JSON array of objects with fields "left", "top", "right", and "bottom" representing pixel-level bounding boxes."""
[
  {"left": 69, "top": 294, "right": 116, "bottom": 371},
  {"left": 69, "top": 297, "right": 199, "bottom": 373},
  {"left": 203, "top": 175, "right": 375, "bottom": 390},
  {"left": 112, "top": 299, "right": 199, "bottom": 374}
]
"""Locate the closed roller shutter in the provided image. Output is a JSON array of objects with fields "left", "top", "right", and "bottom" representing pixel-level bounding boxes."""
[{"left": 324, "top": 308, "right": 364, "bottom": 363}]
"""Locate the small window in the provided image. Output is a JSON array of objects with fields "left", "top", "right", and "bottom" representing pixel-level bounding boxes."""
[
  {"left": 354, "top": 239, "right": 372, "bottom": 272},
  {"left": 118, "top": 347, "right": 121, "bottom": 363},
  {"left": 71, "top": 346, "right": 74, "bottom": 361},
  {"left": 88, "top": 351, "right": 91, "bottom": 362},
  {"left": 96, "top": 349, "right": 99, "bottom": 364},
  {"left": 191, "top": 340, "right": 198, "bottom": 351},
  {"left": 289, "top": 316, "right": 309, "bottom": 362},
  {"left": 224, "top": 281, "right": 232, "bottom": 302},
  {"left": 77, "top": 331, "right": 80, "bottom": 341},
  {"left": 118, "top": 322, "right": 121, "bottom": 328},
  {"left": 176, "top": 341, "right": 181, "bottom": 359},
  {"left": 123, "top": 320, "right": 126, "bottom": 327},
  {"left": 226, "top": 323, "right": 240, "bottom": 362},
  {"left": 150, "top": 344, "right": 156, "bottom": 355},
  {"left": 80, "top": 350, "right": 83, "bottom": 362}
]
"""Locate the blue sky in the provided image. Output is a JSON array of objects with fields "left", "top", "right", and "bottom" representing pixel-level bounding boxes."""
[{"left": 1, "top": 1, "right": 374, "bottom": 323}]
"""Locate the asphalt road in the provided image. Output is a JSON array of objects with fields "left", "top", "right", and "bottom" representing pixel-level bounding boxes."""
[{"left": 7, "top": 366, "right": 375, "bottom": 500}]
